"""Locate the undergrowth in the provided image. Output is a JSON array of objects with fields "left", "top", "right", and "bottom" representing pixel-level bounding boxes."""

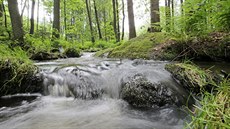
[{"left": 186, "top": 79, "right": 230, "bottom": 129}]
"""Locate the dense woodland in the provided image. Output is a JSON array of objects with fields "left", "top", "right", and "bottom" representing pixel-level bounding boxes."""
[{"left": 0, "top": 0, "right": 230, "bottom": 128}]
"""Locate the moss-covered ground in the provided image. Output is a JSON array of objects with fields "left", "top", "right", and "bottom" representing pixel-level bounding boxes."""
[{"left": 96, "top": 32, "right": 170, "bottom": 59}]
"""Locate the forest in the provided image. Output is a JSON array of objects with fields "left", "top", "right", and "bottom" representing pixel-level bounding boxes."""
[{"left": 0, "top": 0, "right": 229, "bottom": 129}]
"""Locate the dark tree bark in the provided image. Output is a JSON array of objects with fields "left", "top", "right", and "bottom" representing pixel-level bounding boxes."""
[
  {"left": 116, "top": 0, "right": 120, "bottom": 42},
  {"left": 171, "top": 0, "right": 174, "bottom": 31},
  {"left": 64, "top": 0, "right": 67, "bottom": 40},
  {"left": 53, "top": 0, "right": 60, "bottom": 38},
  {"left": 85, "top": 0, "right": 95, "bottom": 43},
  {"left": 0, "top": 3, "right": 3, "bottom": 22},
  {"left": 7, "top": 0, "right": 24, "bottom": 42},
  {"left": 121, "top": 0, "right": 125, "bottom": 40},
  {"left": 37, "top": 0, "right": 40, "bottom": 31},
  {"left": 150, "top": 0, "right": 160, "bottom": 32},
  {"left": 103, "top": 8, "right": 107, "bottom": 40},
  {"left": 93, "top": 0, "right": 102, "bottom": 39},
  {"left": 30, "top": 0, "right": 35, "bottom": 34},
  {"left": 127, "top": 0, "right": 136, "bottom": 39},
  {"left": 112, "top": 0, "right": 118, "bottom": 41}
]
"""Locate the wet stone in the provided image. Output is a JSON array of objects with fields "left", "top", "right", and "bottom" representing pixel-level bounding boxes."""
[{"left": 120, "top": 74, "right": 181, "bottom": 108}]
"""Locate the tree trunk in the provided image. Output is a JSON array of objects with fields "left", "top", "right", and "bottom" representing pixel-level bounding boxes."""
[
  {"left": 2, "top": 1, "right": 10, "bottom": 38},
  {"left": 0, "top": 3, "right": 3, "bottom": 19},
  {"left": 116, "top": 0, "right": 120, "bottom": 42},
  {"left": 121, "top": 0, "right": 125, "bottom": 40},
  {"left": 37, "top": 0, "right": 39, "bottom": 31},
  {"left": 53, "top": 0, "right": 60, "bottom": 38},
  {"left": 112, "top": 0, "right": 118, "bottom": 42},
  {"left": 85, "top": 0, "right": 95, "bottom": 43},
  {"left": 30, "top": 0, "right": 35, "bottom": 34},
  {"left": 64, "top": 0, "right": 67, "bottom": 40},
  {"left": 7, "top": 0, "right": 24, "bottom": 42},
  {"left": 180, "top": 0, "right": 183, "bottom": 14},
  {"left": 93, "top": 0, "right": 102, "bottom": 39},
  {"left": 27, "top": 0, "right": 30, "bottom": 30},
  {"left": 103, "top": 8, "right": 107, "bottom": 40},
  {"left": 150, "top": 0, "right": 160, "bottom": 32},
  {"left": 171, "top": 0, "right": 174, "bottom": 31},
  {"left": 165, "top": 0, "right": 171, "bottom": 32},
  {"left": 127, "top": 0, "right": 136, "bottom": 39}
]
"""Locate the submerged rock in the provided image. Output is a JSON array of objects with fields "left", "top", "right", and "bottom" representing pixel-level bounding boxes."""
[
  {"left": 39, "top": 66, "right": 103, "bottom": 99},
  {"left": 120, "top": 74, "right": 183, "bottom": 108}
]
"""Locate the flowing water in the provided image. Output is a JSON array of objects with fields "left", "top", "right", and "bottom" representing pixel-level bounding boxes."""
[{"left": 0, "top": 53, "right": 191, "bottom": 129}]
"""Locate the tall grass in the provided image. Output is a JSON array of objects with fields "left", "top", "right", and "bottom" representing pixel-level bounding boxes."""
[{"left": 186, "top": 79, "right": 230, "bottom": 129}]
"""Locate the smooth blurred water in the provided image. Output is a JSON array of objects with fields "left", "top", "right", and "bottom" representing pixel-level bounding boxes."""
[{"left": 0, "top": 53, "right": 190, "bottom": 129}]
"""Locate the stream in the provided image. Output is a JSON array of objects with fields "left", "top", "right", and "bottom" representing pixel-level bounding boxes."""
[{"left": 0, "top": 53, "right": 193, "bottom": 129}]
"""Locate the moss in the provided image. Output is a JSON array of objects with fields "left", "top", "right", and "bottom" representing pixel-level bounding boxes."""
[
  {"left": 64, "top": 47, "right": 80, "bottom": 57},
  {"left": 153, "top": 32, "right": 230, "bottom": 61},
  {"left": 165, "top": 62, "right": 215, "bottom": 93},
  {"left": 104, "top": 32, "right": 169, "bottom": 59},
  {"left": 0, "top": 44, "right": 42, "bottom": 96},
  {"left": 95, "top": 48, "right": 114, "bottom": 57}
]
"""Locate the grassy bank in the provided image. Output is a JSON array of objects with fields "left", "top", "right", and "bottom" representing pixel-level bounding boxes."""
[
  {"left": 96, "top": 32, "right": 170, "bottom": 59},
  {"left": 0, "top": 44, "right": 42, "bottom": 96},
  {"left": 187, "top": 79, "right": 229, "bottom": 128},
  {"left": 96, "top": 32, "right": 230, "bottom": 62},
  {"left": 166, "top": 62, "right": 229, "bottom": 128}
]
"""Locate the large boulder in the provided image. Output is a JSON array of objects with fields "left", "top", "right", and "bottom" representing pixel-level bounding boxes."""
[{"left": 120, "top": 74, "right": 187, "bottom": 108}]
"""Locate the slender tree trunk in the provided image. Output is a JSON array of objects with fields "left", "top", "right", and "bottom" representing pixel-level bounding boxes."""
[
  {"left": 121, "top": 0, "right": 125, "bottom": 40},
  {"left": 180, "top": 0, "right": 183, "bottom": 14},
  {"left": 20, "top": 0, "right": 27, "bottom": 18},
  {"left": 85, "top": 0, "right": 95, "bottom": 43},
  {"left": 53, "top": 0, "right": 60, "bottom": 38},
  {"left": 27, "top": 0, "right": 30, "bottom": 30},
  {"left": 112, "top": 0, "right": 118, "bottom": 42},
  {"left": 127, "top": 0, "right": 136, "bottom": 39},
  {"left": 64, "top": 0, "right": 67, "bottom": 40},
  {"left": 7, "top": 0, "right": 24, "bottom": 42},
  {"left": 103, "top": 8, "right": 107, "bottom": 40},
  {"left": 30, "top": 0, "right": 35, "bottom": 34},
  {"left": 150, "top": 0, "right": 160, "bottom": 32},
  {"left": 37, "top": 0, "right": 40, "bottom": 31},
  {"left": 93, "top": 0, "right": 102, "bottom": 39},
  {"left": 171, "top": 0, "right": 174, "bottom": 31},
  {"left": 2, "top": 1, "right": 10, "bottom": 38},
  {"left": 116, "top": 0, "right": 120, "bottom": 42},
  {"left": 165, "top": 0, "right": 171, "bottom": 32},
  {"left": 0, "top": 3, "right": 3, "bottom": 26}
]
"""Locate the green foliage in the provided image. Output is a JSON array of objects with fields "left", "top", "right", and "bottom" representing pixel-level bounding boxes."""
[
  {"left": 161, "top": 0, "right": 230, "bottom": 37},
  {"left": 186, "top": 79, "right": 230, "bottom": 129}
]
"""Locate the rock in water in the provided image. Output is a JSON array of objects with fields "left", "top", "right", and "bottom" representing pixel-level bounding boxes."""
[{"left": 120, "top": 74, "right": 182, "bottom": 108}]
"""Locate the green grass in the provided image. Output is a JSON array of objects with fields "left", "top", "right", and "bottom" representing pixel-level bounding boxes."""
[
  {"left": 186, "top": 79, "right": 230, "bottom": 129},
  {"left": 95, "top": 32, "right": 170, "bottom": 59}
]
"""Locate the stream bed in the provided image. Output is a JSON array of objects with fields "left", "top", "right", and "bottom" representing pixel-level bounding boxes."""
[{"left": 0, "top": 53, "right": 192, "bottom": 129}]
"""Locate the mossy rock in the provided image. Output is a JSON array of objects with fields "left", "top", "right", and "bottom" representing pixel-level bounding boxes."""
[
  {"left": 30, "top": 51, "right": 60, "bottom": 60},
  {"left": 0, "top": 60, "right": 43, "bottom": 96},
  {"left": 64, "top": 48, "right": 80, "bottom": 58},
  {"left": 165, "top": 63, "right": 216, "bottom": 93}
]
